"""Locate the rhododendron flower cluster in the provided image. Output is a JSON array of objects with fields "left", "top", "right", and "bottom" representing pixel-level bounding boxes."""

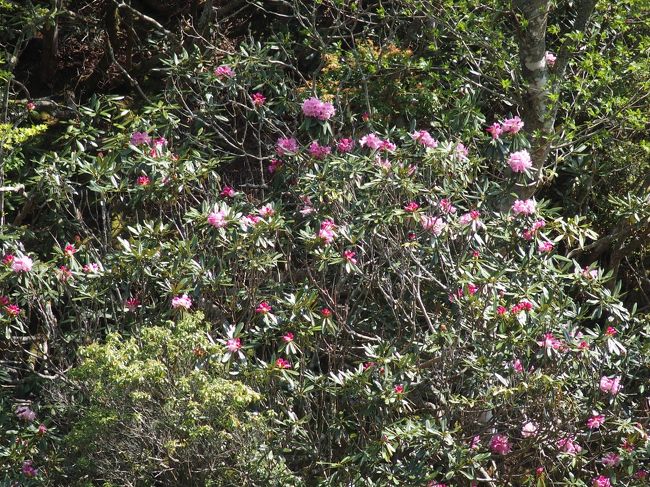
[
  {"left": 137, "top": 175, "right": 151, "bottom": 186},
  {"left": 359, "top": 133, "right": 395, "bottom": 151},
  {"left": 318, "top": 219, "right": 336, "bottom": 244},
  {"left": 489, "top": 434, "right": 511, "bottom": 455},
  {"left": 538, "top": 332, "right": 563, "bottom": 350},
  {"left": 275, "top": 358, "right": 291, "bottom": 369},
  {"left": 438, "top": 198, "right": 457, "bottom": 214},
  {"left": 455, "top": 142, "right": 469, "bottom": 160},
  {"left": 512, "top": 199, "right": 536, "bottom": 216},
  {"left": 343, "top": 250, "right": 357, "bottom": 264},
  {"left": 601, "top": 452, "right": 621, "bottom": 467},
  {"left": 214, "top": 64, "right": 235, "bottom": 78},
  {"left": 226, "top": 337, "right": 242, "bottom": 353},
  {"left": 258, "top": 204, "right": 274, "bottom": 218},
  {"left": 486, "top": 122, "right": 503, "bottom": 139},
  {"left": 521, "top": 421, "right": 538, "bottom": 438},
  {"left": 171, "top": 294, "right": 192, "bottom": 310},
  {"left": 587, "top": 414, "right": 605, "bottom": 429},
  {"left": 130, "top": 131, "right": 151, "bottom": 146},
  {"left": 404, "top": 201, "right": 419, "bottom": 212},
  {"left": 16, "top": 406, "right": 36, "bottom": 422},
  {"left": 301, "top": 96, "right": 336, "bottom": 121},
  {"left": 220, "top": 186, "right": 236, "bottom": 198},
  {"left": 557, "top": 436, "right": 582, "bottom": 455},
  {"left": 11, "top": 255, "right": 33, "bottom": 273},
  {"left": 599, "top": 375, "right": 622, "bottom": 395},
  {"left": 459, "top": 210, "right": 480, "bottom": 226},
  {"left": 421, "top": 215, "right": 445, "bottom": 236},
  {"left": 502, "top": 116, "right": 524, "bottom": 134},
  {"left": 308, "top": 141, "right": 331, "bottom": 159},
  {"left": 282, "top": 332, "right": 294, "bottom": 343},
  {"left": 538, "top": 241, "right": 554, "bottom": 253},
  {"left": 545, "top": 51, "right": 557, "bottom": 67},
  {"left": 336, "top": 138, "right": 354, "bottom": 153},
  {"left": 410, "top": 130, "right": 438, "bottom": 148},
  {"left": 251, "top": 92, "right": 266, "bottom": 106},
  {"left": 268, "top": 158, "right": 282, "bottom": 174},
  {"left": 508, "top": 150, "right": 533, "bottom": 173},
  {"left": 256, "top": 301, "right": 272, "bottom": 314},
  {"left": 208, "top": 210, "right": 228, "bottom": 228},
  {"left": 276, "top": 137, "right": 299, "bottom": 156},
  {"left": 592, "top": 475, "right": 612, "bottom": 487}
]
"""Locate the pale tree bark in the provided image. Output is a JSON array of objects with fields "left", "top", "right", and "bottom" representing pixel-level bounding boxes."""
[{"left": 512, "top": 0, "right": 597, "bottom": 199}]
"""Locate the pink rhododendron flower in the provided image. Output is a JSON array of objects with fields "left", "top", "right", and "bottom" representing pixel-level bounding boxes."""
[
  {"left": 130, "top": 131, "right": 151, "bottom": 146},
  {"left": 37, "top": 423, "right": 47, "bottom": 435},
  {"left": 240, "top": 214, "right": 261, "bottom": 229},
  {"left": 226, "top": 337, "right": 242, "bottom": 353},
  {"left": 5, "top": 304, "right": 21, "bottom": 316},
  {"left": 532, "top": 219, "right": 546, "bottom": 231},
  {"left": 601, "top": 453, "right": 620, "bottom": 467},
  {"left": 411, "top": 130, "right": 438, "bottom": 148},
  {"left": 421, "top": 215, "right": 446, "bottom": 236},
  {"left": 545, "top": 52, "right": 557, "bottom": 68},
  {"left": 578, "top": 340, "right": 590, "bottom": 350},
  {"left": 512, "top": 199, "right": 536, "bottom": 216},
  {"left": 538, "top": 241, "right": 554, "bottom": 253},
  {"left": 336, "top": 138, "right": 355, "bottom": 153},
  {"left": 486, "top": 122, "right": 503, "bottom": 139},
  {"left": 394, "top": 384, "right": 404, "bottom": 394},
  {"left": 301, "top": 96, "right": 336, "bottom": 121},
  {"left": 536, "top": 467, "right": 544, "bottom": 477},
  {"left": 502, "top": 116, "right": 524, "bottom": 134},
  {"left": 282, "top": 332, "right": 294, "bottom": 343},
  {"left": 321, "top": 308, "right": 332, "bottom": 317},
  {"left": 599, "top": 376, "right": 622, "bottom": 395},
  {"left": 361, "top": 112, "right": 370, "bottom": 122},
  {"left": 489, "top": 434, "right": 511, "bottom": 455},
  {"left": 512, "top": 358, "right": 524, "bottom": 373},
  {"left": 497, "top": 306, "right": 508, "bottom": 316},
  {"left": 455, "top": 142, "right": 469, "bottom": 160},
  {"left": 557, "top": 436, "right": 582, "bottom": 455},
  {"left": 459, "top": 210, "right": 480, "bottom": 226},
  {"left": 470, "top": 435, "right": 481, "bottom": 449},
  {"left": 214, "top": 64, "right": 235, "bottom": 78},
  {"left": 508, "top": 150, "right": 533, "bottom": 173},
  {"left": 587, "top": 414, "right": 605, "bottom": 429},
  {"left": 275, "top": 357, "right": 291, "bottom": 369},
  {"left": 11, "top": 256, "right": 33, "bottom": 273},
  {"left": 172, "top": 294, "right": 192, "bottom": 310},
  {"left": 258, "top": 204, "right": 275, "bottom": 218},
  {"left": 318, "top": 219, "right": 337, "bottom": 244},
  {"left": 268, "top": 158, "right": 282, "bottom": 174},
  {"left": 251, "top": 92, "right": 266, "bottom": 106},
  {"left": 343, "top": 250, "right": 357, "bottom": 264},
  {"left": 276, "top": 137, "right": 299, "bottom": 156},
  {"left": 220, "top": 186, "right": 236, "bottom": 198},
  {"left": 308, "top": 141, "right": 331, "bottom": 159},
  {"left": 26, "top": 101, "right": 36, "bottom": 111},
  {"left": 83, "top": 263, "right": 99, "bottom": 273},
  {"left": 375, "top": 155, "right": 392, "bottom": 171},
  {"left": 538, "top": 332, "right": 563, "bottom": 350},
  {"left": 582, "top": 267, "right": 599, "bottom": 279},
  {"left": 404, "top": 201, "right": 419, "bottom": 212},
  {"left": 208, "top": 210, "right": 228, "bottom": 228},
  {"left": 137, "top": 175, "right": 151, "bottom": 186},
  {"left": 359, "top": 133, "right": 383, "bottom": 150},
  {"left": 605, "top": 326, "right": 617, "bottom": 336},
  {"left": 22, "top": 461, "right": 37, "bottom": 478},
  {"left": 592, "top": 476, "right": 611, "bottom": 487},
  {"left": 126, "top": 297, "right": 140, "bottom": 311},
  {"left": 439, "top": 198, "right": 457, "bottom": 214},
  {"left": 511, "top": 299, "right": 533, "bottom": 313},
  {"left": 256, "top": 301, "right": 272, "bottom": 314},
  {"left": 521, "top": 421, "right": 538, "bottom": 438},
  {"left": 16, "top": 406, "right": 36, "bottom": 422},
  {"left": 2, "top": 254, "right": 14, "bottom": 265},
  {"left": 64, "top": 243, "right": 76, "bottom": 257},
  {"left": 380, "top": 139, "right": 397, "bottom": 152}
]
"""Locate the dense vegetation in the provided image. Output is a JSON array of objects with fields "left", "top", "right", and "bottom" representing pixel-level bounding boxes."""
[{"left": 1, "top": 1, "right": 648, "bottom": 485}]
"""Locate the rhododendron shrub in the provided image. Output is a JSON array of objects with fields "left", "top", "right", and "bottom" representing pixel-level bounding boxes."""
[{"left": 0, "top": 30, "right": 647, "bottom": 487}]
